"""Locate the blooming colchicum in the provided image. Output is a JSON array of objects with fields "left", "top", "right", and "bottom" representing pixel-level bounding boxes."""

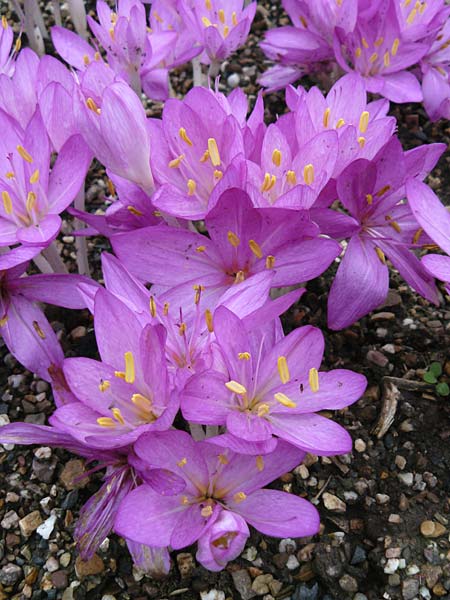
[{"left": 0, "top": 1, "right": 448, "bottom": 578}]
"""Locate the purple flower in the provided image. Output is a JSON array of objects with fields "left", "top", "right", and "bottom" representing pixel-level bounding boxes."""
[
  {"left": 0, "top": 16, "right": 20, "bottom": 76},
  {"left": 420, "top": 17, "right": 450, "bottom": 121},
  {"left": 114, "top": 430, "right": 320, "bottom": 569},
  {"left": 50, "top": 289, "right": 178, "bottom": 449},
  {"left": 182, "top": 306, "right": 367, "bottom": 455}
]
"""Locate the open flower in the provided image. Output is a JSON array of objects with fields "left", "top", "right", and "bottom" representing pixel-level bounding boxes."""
[{"left": 114, "top": 430, "right": 319, "bottom": 570}]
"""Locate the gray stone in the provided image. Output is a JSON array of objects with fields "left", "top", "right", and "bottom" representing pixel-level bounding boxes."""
[
  {"left": 231, "top": 570, "right": 256, "bottom": 600},
  {"left": 402, "top": 578, "right": 419, "bottom": 600},
  {"left": 339, "top": 574, "right": 358, "bottom": 593},
  {"left": 0, "top": 563, "right": 22, "bottom": 586}
]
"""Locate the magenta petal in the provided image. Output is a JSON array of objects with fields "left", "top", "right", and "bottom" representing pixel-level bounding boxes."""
[
  {"left": 226, "top": 411, "right": 273, "bottom": 442},
  {"left": 181, "top": 371, "right": 231, "bottom": 425},
  {"left": 206, "top": 433, "right": 278, "bottom": 456},
  {"left": 196, "top": 510, "right": 249, "bottom": 572},
  {"left": 16, "top": 215, "right": 62, "bottom": 246},
  {"left": 126, "top": 540, "right": 171, "bottom": 577},
  {"left": 407, "top": 179, "right": 450, "bottom": 255},
  {"left": 170, "top": 504, "right": 216, "bottom": 550},
  {"left": 422, "top": 254, "right": 450, "bottom": 285}
]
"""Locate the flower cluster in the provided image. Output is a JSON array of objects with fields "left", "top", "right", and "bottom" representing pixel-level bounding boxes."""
[
  {"left": 260, "top": 0, "right": 450, "bottom": 120},
  {"left": 0, "top": 0, "right": 448, "bottom": 578}
]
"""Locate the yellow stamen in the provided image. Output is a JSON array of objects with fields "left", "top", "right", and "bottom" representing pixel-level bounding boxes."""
[
  {"left": 233, "top": 492, "right": 247, "bottom": 503},
  {"left": 225, "top": 380, "right": 247, "bottom": 395},
  {"left": 257, "top": 403, "right": 270, "bottom": 416},
  {"left": 29, "top": 169, "right": 39, "bottom": 184},
  {"left": 149, "top": 296, "right": 157, "bottom": 317},
  {"left": 94, "top": 51, "right": 101, "bottom": 61},
  {"left": 383, "top": 51, "right": 390, "bottom": 67},
  {"left": 83, "top": 54, "right": 90, "bottom": 66},
  {"left": 33, "top": 321, "right": 46, "bottom": 339},
  {"left": 366, "top": 193, "right": 373, "bottom": 205},
  {"left": 112, "top": 407, "right": 125, "bottom": 425},
  {"left": 272, "top": 148, "right": 282, "bottom": 167},
  {"left": 98, "top": 380, "right": 110, "bottom": 392},
  {"left": 14, "top": 37, "right": 21, "bottom": 52},
  {"left": 196, "top": 245, "right": 206, "bottom": 252},
  {"left": 97, "top": 417, "right": 116, "bottom": 428},
  {"left": 205, "top": 309, "right": 214, "bottom": 332},
  {"left": 419, "top": 2, "right": 426, "bottom": 14},
  {"left": 131, "top": 393, "right": 153, "bottom": 412},
  {"left": 177, "top": 457, "right": 187, "bottom": 467},
  {"left": 232, "top": 11, "right": 238, "bottom": 25},
  {"left": 336, "top": 118, "right": 345, "bottom": 129},
  {"left": 16, "top": 145, "right": 33, "bottom": 163},
  {"left": 309, "top": 367, "right": 319, "bottom": 392},
  {"left": 358, "top": 136, "right": 366, "bottom": 148},
  {"left": 109, "top": 27, "right": 115, "bottom": 40},
  {"left": 2, "top": 191, "right": 12, "bottom": 215},
  {"left": 214, "top": 170, "right": 223, "bottom": 180},
  {"left": 261, "top": 172, "right": 276, "bottom": 192},
  {"left": 124, "top": 351, "right": 135, "bottom": 384},
  {"left": 362, "top": 37, "right": 369, "bottom": 49},
  {"left": 86, "top": 97, "right": 100, "bottom": 114},
  {"left": 369, "top": 52, "right": 378, "bottom": 64},
  {"left": 168, "top": 154, "right": 184, "bottom": 168},
  {"left": 388, "top": 220, "right": 401, "bottom": 233},
  {"left": 374, "top": 36, "right": 384, "bottom": 47},
  {"left": 218, "top": 8, "right": 225, "bottom": 24},
  {"left": 5, "top": 172, "right": 14, "bottom": 179},
  {"left": 277, "top": 356, "right": 290, "bottom": 384},
  {"left": 208, "top": 138, "right": 221, "bottom": 166},
  {"left": 202, "top": 16, "right": 213, "bottom": 27},
  {"left": 163, "top": 302, "right": 169, "bottom": 315},
  {"left": 391, "top": 38, "right": 400, "bottom": 56},
  {"left": 406, "top": 7, "right": 417, "bottom": 24},
  {"left": 1, "top": 16, "right": 7, "bottom": 28},
  {"left": 227, "top": 230, "right": 240, "bottom": 247},
  {"left": 235, "top": 270, "right": 245, "bottom": 283},
  {"left": 0, "top": 315, "right": 8, "bottom": 327},
  {"left": 412, "top": 227, "right": 423, "bottom": 244},
  {"left": 274, "top": 392, "right": 297, "bottom": 408},
  {"left": 127, "top": 206, "right": 143, "bottom": 216},
  {"left": 205, "top": 0, "right": 211, "bottom": 8},
  {"left": 300, "top": 15, "right": 307, "bottom": 28},
  {"left": 256, "top": 456, "right": 264, "bottom": 472},
  {"left": 201, "top": 505, "right": 213, "bottom": 517},
  {"left": 218, "top": 453, "right": 229, "bottom": 465},
  {"left": 375, "top": 247, "right": 386, "bottom": 264},
  {"left": 107, "top": 179, "right": 115, "bottom": 196},
  {"left": 200, "top": 150, "right": 210, "bottom": 163},
  {"left": 303, "top": 163, "right": 314, "bottom": 185},
  {"left": 359, "top": 111, "right": 369, "bottom": 133},
  {"left": 376, "top": 184, "right": 391, "bottom": 197},
  {"left": 26, "top": 191, "right": 37, "bottom": 213},
  {"left": 323, "top": 107, "right": 331, "bottom": 128},
  {"left": 181, "top": 495, "right": 189, "bottom": 505},
  {"left": 115, "top": 371, "right": 126, "bottom": 380},
  {"left": 265, "top": 255, "right": 275, "bottom": 269},
  {"left": 187, "top": 179, "right": 196, "bottom": 196},
  {"left": 179, "top": 322, "right": 187, "bottom": 336},
  {"left": 238, "top": 352, "right": 251, "bottom": 360},
  {"left": 286, "top": 170, "right": 297, "bottom": 185},
  {"left": 355, "top": 47, "right": 362, "bottom": 58},
  {"left": 249, "top": 239, "right": 262, "bottom": 259},
  {"left": 179, "top": 127, "right": 193, "bottom": 146}
]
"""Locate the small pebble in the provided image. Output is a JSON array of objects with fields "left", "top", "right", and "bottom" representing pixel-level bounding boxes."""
[
  {"left": 36, "top": 514, "right": 57, "bottom": 540},
  {"left": 323, "top": 493, "right": 346, "bottom": 513},
  {"left": 395, "top": 455, "right": 407, "bottom": 470},
  {"left": 338, "top": 574, "right": 358, "bottom": 593},
  {"left": 398, "top": 472, "right": 414, "bottom": 486},
  {"left": 354, "top": 439, "right": 366, "bottom": 453},
  {"left": 19, "top": 511, "right": 43, "bottom": 537},
  {"left": 200, "top": 591, "right": 225, "bottom": 600},
  {"left": 286, "top": 555, "right": 300, "bottom": 570},
  {"left": 227, "top": 73, "right": 240, "bottom": 88}
]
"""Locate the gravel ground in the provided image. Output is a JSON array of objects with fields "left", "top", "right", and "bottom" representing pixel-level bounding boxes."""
[{"left": 1, "top": 1, "right": 450, "bottom": 599}]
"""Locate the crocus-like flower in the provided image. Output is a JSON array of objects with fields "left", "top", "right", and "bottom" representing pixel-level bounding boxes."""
[
  {"left": 327, "top": 139, "right": 443, "bottom": 329},
  {"left": 0, "top": 108, "right": 91, "bottom": 249},
  {"left": 112, "top": 189, "right": 340, "bottom": 312},
  {"left": 182, "top": 306, "right": 367, "bottom": 455},
  {"left": 114, "top": 430, "right": 320, "bottom": 570},
  {"left": 407, "top": 178, "right": 450, "bottom": 294},
  {"left": 0, "top": 16, "right": 21, "bottom": 76},
  {"left": 420, "top": 17, "right": 450, "bottom": 121},
  {"left": 50, "top": 289, "right": 178, "bottom": 449}
]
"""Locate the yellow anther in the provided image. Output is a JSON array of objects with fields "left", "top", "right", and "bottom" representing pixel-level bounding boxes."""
[
  {"left": 5, "top": 171, "right": 14, "bottom": 179},
  {"left": 233, "top": 492, "right": 247, "bottom": 503},
  {"left": 109, "top": 27, "right": 115, "bottom": 40},
  {"left": 114, "top": 371, "right": 126, "bottom": 380},
  {"left": 227, "top": 230, "right": 240, "bottom": 247},
  {"left": 205, "top": 0, "right": 212, "bottom": 8},
  {"left": 265, "top": 255, "right": 275, "bottom": 269},
  {"left": 272, "top": 148, "right": 282, "bottom": 167},
  {"left": 391, "top": 38, "right": 400, "bottom": 56},
  {"left": 256, "top": 456, "right": 264, "bottom": 472},
  {"left": 257, "top": 403, "right": 270, "bottom": 416},
  {"left": 98, "top": 380, "right": 110, "bottom": 392},
  {"left": 202, "top": 16, "right": 213, "bottom": 27},
  {"left": 205, "top": 309, "right": 214, "bottom": 332},
  {"left": 299, "top": 15, "right": 308, "bottom": 28},
  {"left": 177, "top": 457, "right": 187, "bottom": 467},
  {"left": 388, "top": 220, "right": 401, "bottom": 233},
  {"left": 218, "top": 453, "right": 229, "bottom": 465},
  {"left": 131, "top": 393, "right": 153, "bottom": 412},
  {"left": 366, "top": 193, "right": 373, "bottom": 205},
  {"left": 196, "top": 245, "right": 206, "bottom": 252},
  {"left": 83, "top": 54, "right": 90, "bottom": 66},
  {"left": 362, "top": 37, "right": 369, "bottom": 48},
  {"left": 179, "top": 322, "right": 187, "bottom": 336},
  {"left": 26, "top": 191, "right": 37, "bottom": 212},
  {"left": 355, "top": 47, "right": 362, "bottom": 58},
  {"left": 16, "top": 145, "right": 33, "bottom": 163},
  {"left": 374, "top": 37, "right": 384, "bottom": 47},
  {"left": 97, "top": 417, "right": 116, "bottom": 428},
  {"left": 406, "top": 7, "right": 417, "bottom": 24},
  {"left": 14, "top": 37, "right": 21, "bottom": 52},
  {"left": 179, "top": 127, "right": 193, "bottom": 146},
  {"left": 127, "top": 205, "right": 143, "bottom": 216},
  {"left": 1, "top": 16, "right": 7, "bottom": 28},
  {"left": 359, "top": 111, "right": 370, "bottom": 134},
  {"left": 309, "top": 367, "right": 319, "bottom": 392},
  {"left": 303, "top": 163, "right": 314, "bottom": 185},
  {"left": 277, "top": 356, "right": 290, "bottom": 384},
  {"left": 412, "top": 227, "right": 423, "bottom": 244},
  {"left": 112, "top": 407, "right": 125, "bottom": 425},
  {"left": 274, "top": 392, "right": 297, "bottom": 408},
  {"left": 0, "top": 315, "right": 8, "bottom": 327},
  {"left": 86, "top": 97, "right": 100, "bottom": 114},
  {"left": 168, "top": 154, "right": 185, "bottom": 168},
  {"left": 323, "top": 107, "right": 331, "bottom": 128},
  {"left": 249, "top": 239, "right": 262, "bottom": 259},
  {"left": 124, "top": 351, "right": 135, "bottom": 384},
  {"left": 369, "top": 52, "right": 378, "bottom": 64},
  {"left": 107, "top": 179, "right": 115, "bottom": 196},
  {"left": 214, "top": 170, "right": 223, "bottom": 180},
  {"left": 152, "top": 9, "right": 163, "bottom": 22},
  {"left": 29, "top": 169, "right": 39, "bottom": 184},
  {"left": 163, "top": 302, "right": 169, "bottom": 315},
  {"left": 181, "top": 495, "right": 189, "bottom": 505},
  {"left": 201, "top": 505, "right": 213, "bottom": 517},
  {"left": 419, "top": 2, "right": 427, "bottom": 13},
  {"left": 150, "top": 296, "right": 157, "bottom": 317},
  {"left": 336, "top": 118, "right": 345, "bottom": 129},
  {"left": 383, "top": 51, "right": 390, "bottom": 67},
  {"left": 225, "top": 380, "right": 247, "bottom": 395},
  {"left": 2, "top": 191, "right": 12, "bottom": 215},
  {"left": 207, "top": 138, "right": 221, "bottom": 166},
  {"left": 235, "top": 270, "right": 245, "bottom": 283},
  {"left": 194, "top": 284, "right": 205, "bottom": 305},
  {"left": 218, "top": 8, "right": 225, "bottom": 23},
  {"left": 187, "top": 179, "right": 196, "bottom": 196},
  {"left": 376, "top": 184, "right": 391, "bottom": 197},
  {"left": 232, "top": 11, "right": 238, "bottom": 25},
  {"left": 238, "top": 352, "right": 251, "bottom": 360},
  {"left": 261, "top": 172, "right": 276, "bottom": 192},
  {"left": 200, "top": 149, "right": 210, "bottom": 163},
  {"left": 286, "top": 170, "right": 297, "bottom": 185},
  {"left": 357, "top": 136, "right": 366, "bottom": 148},
  {"left": 375, "top": 247, "right": 386, "bottom": 264},
  {"left": 110, "top": 11, "right": 117, "bottom": 23},
  {"left": 33, "top": 321, "right": 46, "bottom": 339}
]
